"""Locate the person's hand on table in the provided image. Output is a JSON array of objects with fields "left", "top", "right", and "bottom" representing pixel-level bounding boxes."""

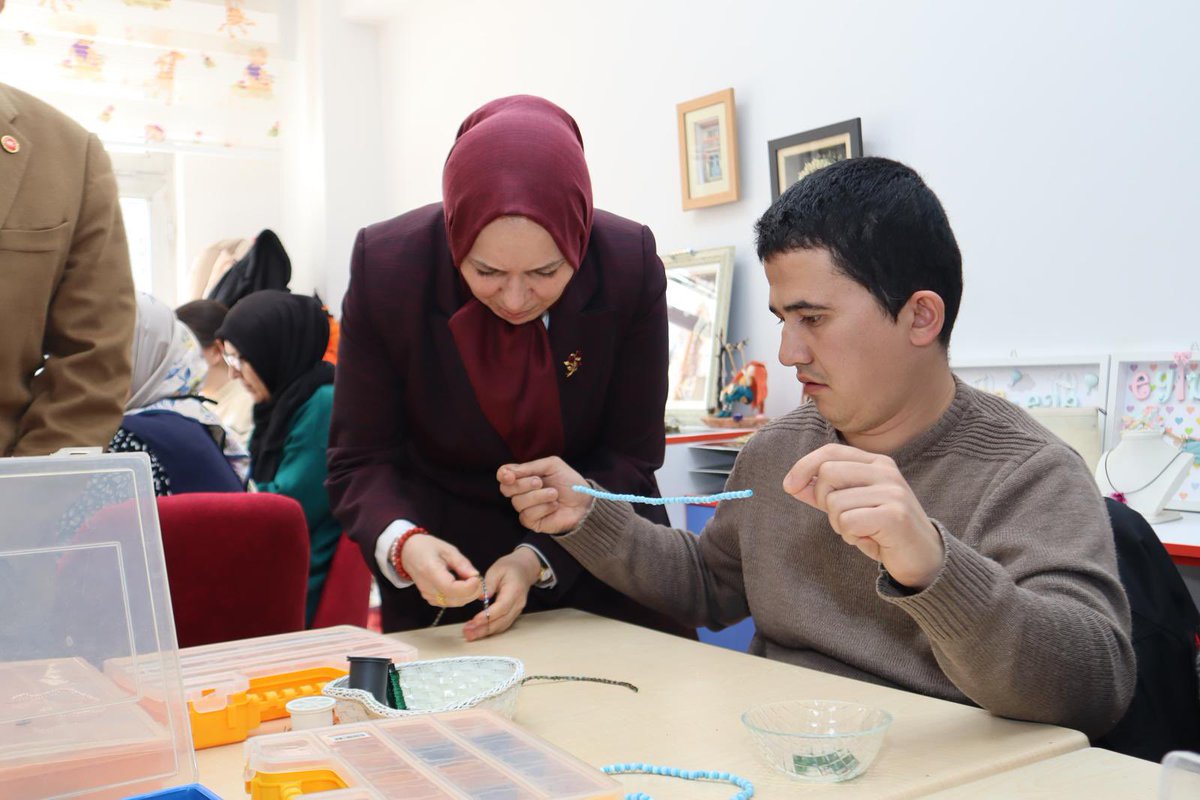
[
  {"left": 463, "top": 547, "right": 542, "bottom": 641},
  {"left": 400, "top": 533, "right": 483, "bottom": 608},
  {"left": 782, "top": 443, "right": 945, "bottom": 590},
  {"left": 497, "top": 456, "right": 593, "bottom": 534}
]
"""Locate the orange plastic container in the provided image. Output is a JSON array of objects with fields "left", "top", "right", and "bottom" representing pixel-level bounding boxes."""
[{"left": 109, "top": 626, "right": 419, "bottom": 749}]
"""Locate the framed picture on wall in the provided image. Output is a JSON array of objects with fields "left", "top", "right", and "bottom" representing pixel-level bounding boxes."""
[
  {"left": 767, "top": 118, "right": 862, "bottom": 201},
  {"left": 952, "top": 353, "right": 1110, "bottom": 470},
  {"left": 1105, "top": 351, "right": 1200, "bottom": 512},
  {"left": 676, "top": 88, "right": 740, "bottom": 210}
]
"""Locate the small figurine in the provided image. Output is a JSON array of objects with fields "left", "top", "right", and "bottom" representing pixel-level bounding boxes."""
[{"left": 704, "top": 338, "right": 769, "bottom": 427}]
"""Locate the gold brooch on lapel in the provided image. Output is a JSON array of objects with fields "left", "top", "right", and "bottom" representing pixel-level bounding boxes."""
[
  {"left": 1, "top": 136, "right": 19, "bottom": 154},
  {"left": 563, "top": 350, "right": 582, "bottom": 378}
]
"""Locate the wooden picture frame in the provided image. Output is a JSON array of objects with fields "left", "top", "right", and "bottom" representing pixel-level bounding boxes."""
[
  {"left": 676, "top": 88, "right": 740, "bottom": 210},
  {"left": 767, "top": 118, "right": 863, "bottom": 201}
]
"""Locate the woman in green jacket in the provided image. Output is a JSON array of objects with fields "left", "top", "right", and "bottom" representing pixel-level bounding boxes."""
[{"left": 217, "top": 290, "right": 339, "bottom": 625}]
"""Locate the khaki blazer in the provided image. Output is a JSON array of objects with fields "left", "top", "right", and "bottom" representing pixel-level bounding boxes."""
[{"left": 0, "top": 83, "right": 134, "bottom": 456}]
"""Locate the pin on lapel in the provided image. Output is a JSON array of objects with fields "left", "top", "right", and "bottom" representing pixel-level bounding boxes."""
[
  {"left": 563, "top": 350, "right": 582, "bottom": 378},
  {"left": 1, "top": 135, "right": 19, "bottom": 154}
]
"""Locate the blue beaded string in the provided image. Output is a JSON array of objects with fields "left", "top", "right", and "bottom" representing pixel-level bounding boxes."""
[
  {"left": 572, "top": 485, "right": 754, "bottom": 505},
  {"left": 601, "top": 763, "right": 754, "bottom": 800}
]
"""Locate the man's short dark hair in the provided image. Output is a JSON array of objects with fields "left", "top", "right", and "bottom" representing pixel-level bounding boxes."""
[
  {"left": 176, "top": 299, "right": 229, "bottom": 349},
  {"left": 754, "top": 157, "right": 963, "bottom": 347}
]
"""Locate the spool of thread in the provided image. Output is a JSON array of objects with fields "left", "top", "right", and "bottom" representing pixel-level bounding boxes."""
[
  {"left": 285, "top": 695, "right": 336, "bottom": 730},
  {"left": 347, "top": 655, "right": 393, "bottom": 704}
]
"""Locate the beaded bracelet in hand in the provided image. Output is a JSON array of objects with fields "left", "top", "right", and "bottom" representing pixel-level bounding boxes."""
[
  {"left": 571, "top": 485, "right": 753, "bottom": 505},
  {"left": 389, "top": 527, "right": 429, "bottom": 582},
  {"left": 601, "top": 763, "right": 754, "bottom": 800}
]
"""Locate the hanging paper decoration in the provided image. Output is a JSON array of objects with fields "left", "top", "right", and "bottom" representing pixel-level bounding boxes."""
[
  {"left": 62, "top": 39, "right": 105, "bottom": 78},
  {"left": 218, "top": 0, "right": 255, "bottom": 40},
  {"left": 233, "top": 47, "right": 272, "bottom": 98},
  {"left": 0, "top": 0, "right": 289, "bottom": 153},
  {"left": 147, "top": 50, "right": 184, "bottom": 104}
]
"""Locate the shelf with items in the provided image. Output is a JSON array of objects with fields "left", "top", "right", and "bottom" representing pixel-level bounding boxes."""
[
  {"left": 656, "top": 436, "right": 749, "bottom": 528},
  {"left": 665, "top": 428, "right": 752, "bottom": 445},
  {"left": 686, "top": 442, "right": 741, "bottom": 484}
]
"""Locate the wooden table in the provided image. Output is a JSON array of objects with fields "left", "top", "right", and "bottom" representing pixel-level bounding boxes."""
[
  {"left": 197, "top": 609, "right": 1087, "bottom": 799},
  {"left": 922, "top": 748, "right": 1162, "bottom": 798}
]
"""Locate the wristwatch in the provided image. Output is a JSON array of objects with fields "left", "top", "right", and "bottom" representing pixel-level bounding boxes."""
[{"left": 525, "top": 546, "right": 553, "bottom": 586}]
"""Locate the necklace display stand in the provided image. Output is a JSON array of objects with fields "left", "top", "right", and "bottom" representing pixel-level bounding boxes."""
[{"left": 1094, "top": 428, "right": 1190, "bottom": 524}]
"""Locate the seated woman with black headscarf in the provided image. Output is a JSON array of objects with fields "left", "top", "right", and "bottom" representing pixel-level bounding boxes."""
[
  {"left": 216, "top": 290, "right": 339, "bottom": 625},
  {"left": 109, "top": 293, "right": 248, "bottom": 495}
]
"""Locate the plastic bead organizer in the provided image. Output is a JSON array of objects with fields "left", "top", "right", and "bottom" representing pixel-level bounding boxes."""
[
  {"left": 107, "top": 626, "right": 418, "bottom": 750},
  {"left": 243, "top": 708, "right": 621, "bottom": 800}
]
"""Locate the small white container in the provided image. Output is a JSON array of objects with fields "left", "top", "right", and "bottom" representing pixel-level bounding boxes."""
[{"left": 286, "top": 695, "right": 337, "bottom": 731}]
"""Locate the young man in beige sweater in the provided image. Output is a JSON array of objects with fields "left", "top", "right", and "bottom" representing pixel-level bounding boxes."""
[{"left": 489, "top": 157, "right": 1135, "bottom": 740}]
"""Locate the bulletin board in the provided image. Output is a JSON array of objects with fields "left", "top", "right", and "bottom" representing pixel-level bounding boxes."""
[{"left": 1105, "top": 351, "right": 1200, "bottom": 512}]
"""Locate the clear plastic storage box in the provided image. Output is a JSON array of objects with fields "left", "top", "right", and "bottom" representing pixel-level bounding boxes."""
[
  {"left": 244, "top": 709, "right": 621, "bottom": 799},
  {"left": 0, "top": 453, "right": 199, "bottom": 799}
]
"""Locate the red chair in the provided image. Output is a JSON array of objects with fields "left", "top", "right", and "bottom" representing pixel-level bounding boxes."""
[
  {"left": 311, "top": 534, "right": 373, "bottom": 628},
  {"left": 157, "top": 493, "right": 309, "bottom": 647}
]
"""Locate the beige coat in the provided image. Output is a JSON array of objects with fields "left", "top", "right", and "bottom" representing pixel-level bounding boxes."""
[{"left": 0, "top": 83, "right": 134, "bottom": 456}]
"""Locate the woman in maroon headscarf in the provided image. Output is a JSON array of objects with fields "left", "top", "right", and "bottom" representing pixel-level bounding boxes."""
[{"left": 328, "top": 95, "right": 683, "bottom": 639}]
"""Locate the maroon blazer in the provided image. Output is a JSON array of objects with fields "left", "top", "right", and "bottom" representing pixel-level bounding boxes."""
[{"left": 328, "top": 204, "right": 679, "bottom": 633}]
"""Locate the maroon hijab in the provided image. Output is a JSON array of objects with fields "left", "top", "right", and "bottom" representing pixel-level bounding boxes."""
[{"left": 443, "top": 95, "right": 593, "bottom": 462}]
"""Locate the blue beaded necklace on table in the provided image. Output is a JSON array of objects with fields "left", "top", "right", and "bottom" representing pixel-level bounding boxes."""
[{"left": 602, "top": 763, "right": 754, "bottom": 800}]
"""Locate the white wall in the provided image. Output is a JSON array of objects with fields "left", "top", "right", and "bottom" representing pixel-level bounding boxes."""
[
  {"left": 174, "top": 153, "right": 285, "bottom": 303},
  {"left": 174, "top": 0, "right": 389, "bottom": 306},
  {"left": 350, "top": 0, "right": 1199, "bottom": 417},
  {"left": 303, "top": 0, "right": 388, "bottom": 307}
]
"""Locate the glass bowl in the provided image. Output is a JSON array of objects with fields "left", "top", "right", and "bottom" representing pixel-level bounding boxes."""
[{"left": 741, "top": 699, "right": 892, "bottom": 782}]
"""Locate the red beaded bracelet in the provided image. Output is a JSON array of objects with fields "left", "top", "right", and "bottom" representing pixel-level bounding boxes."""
[{"left": 389, "top": 527, "right": 429, "bottom": 582}]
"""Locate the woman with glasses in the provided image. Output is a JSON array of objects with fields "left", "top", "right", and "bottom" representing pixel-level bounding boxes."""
[
  {"left": 108, "top": 293, "right": 247, "bottom": 495},
  {"left": 216, "top": 290, "right": 340, "bottom": 625}
]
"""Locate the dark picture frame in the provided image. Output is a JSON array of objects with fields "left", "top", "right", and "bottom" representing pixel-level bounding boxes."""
[{"left": 767, "top": 118, "right": 863, "bottom": 201}]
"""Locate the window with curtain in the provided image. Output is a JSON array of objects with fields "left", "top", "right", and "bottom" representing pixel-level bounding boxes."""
[{"left": 0, "top": 0, "right": 288, "bottom": 154}]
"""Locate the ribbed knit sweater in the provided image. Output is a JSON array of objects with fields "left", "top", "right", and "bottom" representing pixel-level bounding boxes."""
[{"left": 558, "top": 381, "right": 1136, "bottom": 739}]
